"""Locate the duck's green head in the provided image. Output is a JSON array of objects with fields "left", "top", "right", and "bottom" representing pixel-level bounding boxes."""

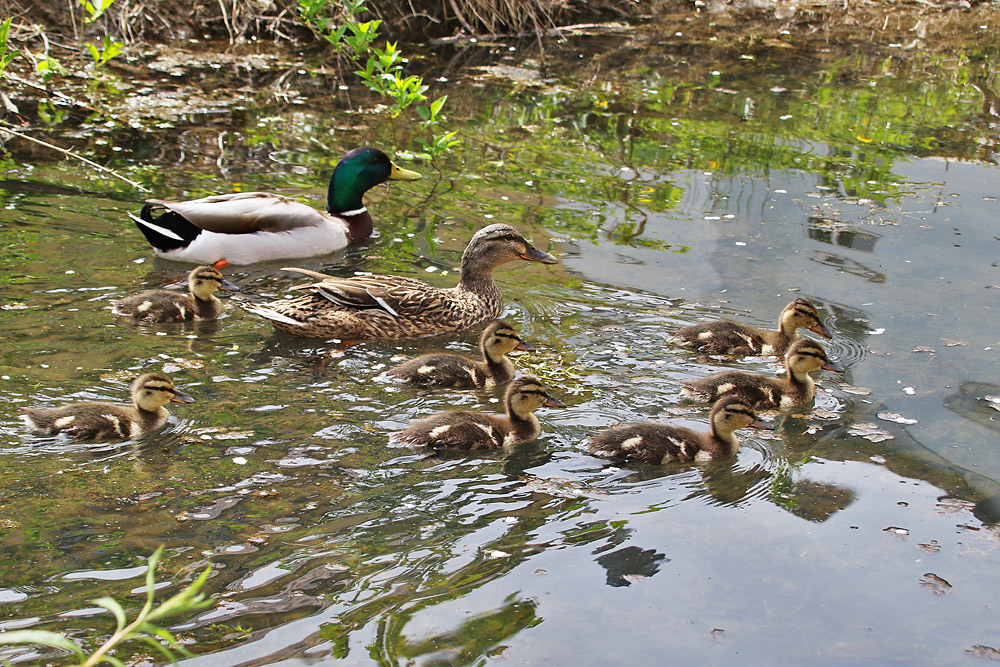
[{"left": 328, "top": 147, "right": 421, "bottom": 214}]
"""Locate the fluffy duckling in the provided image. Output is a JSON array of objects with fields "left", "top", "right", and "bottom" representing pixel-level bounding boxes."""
[
  {"left": 21, "top": 373, "right": 195, "bottom": 440},
  {"left": 385, "top": 320, "right": 533, "bottom": 388},
  {"left": 389, "top": 376, "right": 565, "bottom": 450},
  {"left": 245, "top": 223, "right": 558, "bottom": 339},
  {"left": 112, "top": 266, "right": 239, "bottom": 323},
  {"left": 680, "top": 338, "right": 845, "bottom": 409},
  {"left": 586, "top": 396, "right": 772, "bottom": 463},
  {"left": 673, "top": 298, "right": 831, "bottom": 356}
]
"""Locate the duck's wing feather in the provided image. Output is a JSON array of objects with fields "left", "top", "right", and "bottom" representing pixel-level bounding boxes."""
[
  {"left": 283, "top": 270, "right": 443, "bottom": 318},
  {"left": 148, "top": 193, "right": 335, "bottom": 234}
]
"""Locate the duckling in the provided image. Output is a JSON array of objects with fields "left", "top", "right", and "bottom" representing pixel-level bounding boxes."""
[
  {"left": 680, "top": 338, "right": 845, "bottom": 409},
  {"left": 21, "top": 373, "right": 195, "bottom": 440},
  {"left": 586, "top": 396, "right": 772, "bottom": 463},
  {"left": 672, "top": 298, "right": 831, "bottom": 356},
  {"left": 112, "top": 266, "right": 239, "bottom": 323},
  {"left": 389, "top": 376, "right": 565, "bottom": 450},
  {"left": 245, "top": 223, "right": 558, "bottom": 339},
  {"left": 130, "top": 147, "right": 422, "bottom": 265},
  {"left": 385, "top": 320, "right": 533, "bottom": 388}
]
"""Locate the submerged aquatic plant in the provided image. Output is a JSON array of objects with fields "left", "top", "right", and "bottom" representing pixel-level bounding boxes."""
[{"left": 0, "top": 546, "right": 213, "bottom": 666}]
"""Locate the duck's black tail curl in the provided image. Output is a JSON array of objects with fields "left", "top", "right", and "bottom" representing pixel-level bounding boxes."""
[{"left": 132, "top": 204, "right": 202, "bottom": 252}]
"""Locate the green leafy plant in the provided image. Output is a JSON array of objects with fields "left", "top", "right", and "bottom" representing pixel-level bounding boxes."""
[
  {"left": 416, "top": 95, "right": 461, "bottom": 159},
  {"left": 0, "top": 17, "right": 20, "bottom": 79},
  {"left": 86, "top": 34, "right": 123, "bottom": 69},
  {"left": 0, "top": 546, "right": 213, "bottom": 666},
  {"left": 295, "top": 0, "right": 458, "bottom": 159},
  {"left": 79, "top": 0, "right": 118, "bottom": 24}
]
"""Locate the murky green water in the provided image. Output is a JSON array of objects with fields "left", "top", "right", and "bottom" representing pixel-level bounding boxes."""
[{"left": 1, "top": 30, "right": 999, "bottom": 665}]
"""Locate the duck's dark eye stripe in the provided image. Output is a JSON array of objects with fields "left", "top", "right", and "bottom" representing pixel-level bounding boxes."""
[{"left": 794, "top": 307, "right": 816, "bottom": 317}]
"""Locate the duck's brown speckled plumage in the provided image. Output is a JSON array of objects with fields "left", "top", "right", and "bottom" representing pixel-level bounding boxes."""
[
  {"left": 244, "top": 223, "right": 557, "bottom": 339},
  {"left": 386, "top": 319, "right": 533, "bottom": 388},
  {"left": 112, "top": 266, "right": 239, "bottom": 323},
  {"left": 680, "top": 339, "right": 845, "bottom": 409},
  {"left": 673, "top": 298, "right": 831, "bottom": 356},
  {"left": 389, "top": 376, "right": 565, "bottom": 450},
  {"left": 586, "top": 396, "right": 772, "bottom": 464},
  {"left": 21, "top": 373, "right": 195, "bottom": 441}
]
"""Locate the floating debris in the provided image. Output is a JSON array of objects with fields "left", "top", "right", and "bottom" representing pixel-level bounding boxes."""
[
  {"left": 918, "top": 540, "right": 941, "bottom": 553},
  {"left": 911, "top": 346, "right": 936, "bottom": 354},
  {"left": 935, "top": 498, "right": 977, "bottom": 514},
  {"left": 840, "top": 385, "right": 872, "bottom": 396},
  {"left": 883, "top": 526, "right": 909, "bottom": 536},
  {"left": 848, "top": 422, "right": 894, "bottom": 443},
  {"left": 941, "top": 339, "right": 968, "bottom": 347},
  {"left": 919, "top": 572, "right": 952, "bottom": 595},
  {"left": 162, "top": 358, "right": 206, "bottom": 374},
  {"left": 868, "top": 328, "right": 886, "bottom": 335},
  {"left": 878, "top": 412, "right": 918, "bottom": 425},
  {"left": 965, "top": 645, "right": 1000, "bottom": 660},
  {"left": 902, "top": 387, "right": 916, "bottom": 395}
]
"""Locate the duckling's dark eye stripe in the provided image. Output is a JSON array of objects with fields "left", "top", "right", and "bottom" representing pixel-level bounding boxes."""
[
  {"left": 146, "top": 384, "right": 176, "bottom": 394},
  {"left": 727, "top": 408, "right": 754, "bottom": 417},
  {"left": 195, "top": 273, "right": 224, "bottom": 283},
  {"left": 797, "top": 350, "right": 827, "bottom": 360},
  {"left": 496, "top": 332, "right": 519, "bottom": 340},
  {"left": 794, "top": 307, "right": 817, "bottom": 317}
]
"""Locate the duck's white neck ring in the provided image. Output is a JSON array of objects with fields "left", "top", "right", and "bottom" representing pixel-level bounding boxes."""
[{"left": 339, "top": 206, "right": 367, "bottom": 217}]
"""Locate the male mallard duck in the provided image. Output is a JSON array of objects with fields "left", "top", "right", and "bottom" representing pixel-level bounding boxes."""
[
  {"left": 672, "top": 298, "right": 831, "bottom": 356},
  {"left": 244, "top": 223, "right": 558, "bottom": 339},
  {"left": 586, "top": 396, "right": 772, "bottom": 463},
  {"left": 680, "top": 338, "right": 845, "bottom": 409},
  {"left": 129, "top": 147, "right": 422, "bottom": 265},
  {"left": 21, "top": 373, "right": 195, "bottom": 440},
  {"left": 389, "top": 376, "right": 565, "bottom": 450},
  {"left": 111, "top": 265, "right": 239, "bottom": 323},
  {"left": 385, "top": 319, "right": 533, "bottom": 388}
]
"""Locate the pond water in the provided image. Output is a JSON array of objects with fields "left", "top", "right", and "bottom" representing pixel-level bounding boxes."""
[{"left": 1, "top": 26, "right": 999, "bottom": 665}]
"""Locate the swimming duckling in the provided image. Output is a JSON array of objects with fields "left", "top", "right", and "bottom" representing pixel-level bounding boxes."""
[
  {"left": 672, "top": 298, "right": 831, "bottom": 356},
  {"left": 245, "top": 223, "right": 558, "bottom": 339},
  {"left": 586, "top": 396, "right": 772, "bottom": 463},
  {"left": 21, "top": 373, "right": 195, "bottom": 440},
  {"left": 389, "top": 376, "right": 565, "bottom": 450},
  {"left": 680, "top": 338, "right": 845, "bottom": 409},
  {"left": 385, "top": 320, "right": 533, "bottom": 388},
  {"left": 112, "top": 266, "right": 239, "bottom": 323}
]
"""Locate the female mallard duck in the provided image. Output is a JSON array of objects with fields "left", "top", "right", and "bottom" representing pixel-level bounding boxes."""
[
  {"left": 21, "top": 373, "right": 195, "bottom": 440},
  {"left": 385, "top": 319, "right": 533, "bottom": 388},
  {"left": 244, "top": 223, "right": 558, "bottom": 339},
  {"left": 111, "top": 265, "right": 239, "bottom": 323},
  {"left": 389, "top": 376, "right": 565, "bottom": 450},
  {"left": 672, "top": 298, "right": 831, "bottom": 356},
  {"left": 129, "top": 147, "right": 422, "bottom": 265},
  {"left": 586, "top": 396, "right": 772, "bottom": 463},
  {"left": 680, "top": 338, "right": 845, "bottom": 409}
]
